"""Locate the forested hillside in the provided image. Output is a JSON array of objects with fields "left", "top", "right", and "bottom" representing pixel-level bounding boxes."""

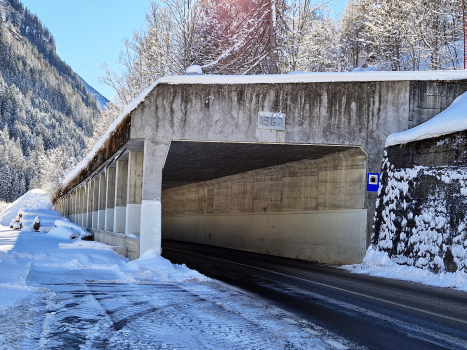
[{"left": 0, "top": 0, "right": 103, "bottom": 201}]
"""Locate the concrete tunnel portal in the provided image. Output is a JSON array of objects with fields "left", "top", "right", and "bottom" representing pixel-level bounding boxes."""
[
  {"left": 161, "top": 141, "right": 368, "bottom": 264},
  {"left": 54, "top": 72, "right": 467, "bottom": 264}
]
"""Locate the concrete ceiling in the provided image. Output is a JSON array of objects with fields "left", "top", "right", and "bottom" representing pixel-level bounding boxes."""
[{"left": 162, "top": 141, "right": 358, "bottom": 190}]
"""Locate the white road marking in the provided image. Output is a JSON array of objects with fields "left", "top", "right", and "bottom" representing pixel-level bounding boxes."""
[
  {"left": 166, "top": 247, "right": 467, "bottom": 326},
  {"left": 304, "top": 327, "right": 319, "bottom": 335},
  {"left": 283, "top": 317, "right": 297, "bottom": 324},
  {"left": 325, "top": 339, "right": 349, "bottom": 349}
]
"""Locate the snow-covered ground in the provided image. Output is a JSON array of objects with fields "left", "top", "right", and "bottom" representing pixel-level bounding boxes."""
[
  {"left": 344, "top": 246, "right": 467, "bottom": 292},
  {"left": 0, "top": 189, "right": 53, "bottom": 227},
  {"left": 0, "top": 192, "right": 354, "bottom": 349}
]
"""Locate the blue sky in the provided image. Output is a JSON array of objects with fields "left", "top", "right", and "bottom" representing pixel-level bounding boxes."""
[
  {"left": 20, "top": 0, "right": 149, "bottom": 100},
  {"left": 19, "top": 0, "right": 348, "bottom": 101}
]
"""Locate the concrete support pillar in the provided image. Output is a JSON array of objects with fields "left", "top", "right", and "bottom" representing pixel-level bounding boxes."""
[
  {"left": 74, "top": 190, "right": 78, "bottom": 223},
  {"left": 62, "top": 196, "right": 66, "bottom": 218},
  {"left": 68, "top": 193, "right": 72, "bottom": 222},
  {"left": 76, "top": 187, "right": 82, "bottom": 226},
  {"left": 70, "top": 192, "right": 74, "bottom": 223},
  {"left": 125, "top": 151, "right": 144, "bottom": 236},
  {"left": 86, "top": 181, "right": 93, "bottom": 228},
  {"left": 81, "top": 186, "right": 87, "bottom": 227},
  {"left": 139, "top": 140, "right": 169, "bottom": 256},
  {"left": 71, "top": 192, "right": 75, "bottom": 223},
  {"left": 105, "top": 167, "right": 116, "bottom": 232},
  {"left": 62, "top": 197, "right": 66, "bottom": 218},
  {"left": 98, "top": 173, "right": 107, "bottom": 230},
  {"left": 114, "top": 160, "right": 128, "bottom": 233},
  {"left": 92, "top": 178, "right": 99, "bottom": 228},
  {"left": 76, "top": 187, "right": 81, "bottom": 226}
]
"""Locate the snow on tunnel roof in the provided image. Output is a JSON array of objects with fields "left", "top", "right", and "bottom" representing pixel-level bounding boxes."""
[
  {"left": 386, "top": 91, "right": 467, "bottom": 147},
  {"left": 62, "top": 70, "right": 467, "bottom": 187},
  {"left": 158, "top": 70, "right": 467, "bottom": 85}
]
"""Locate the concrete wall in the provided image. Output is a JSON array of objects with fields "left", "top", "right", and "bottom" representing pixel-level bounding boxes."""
[
  {"left": 162, "top": 148, "right": 367, "bottom": 264},
  {"left": 164, "top": 210, "right": 366, "bottom": 264},
  {"left": 92, "top": 229, "right": 140, "bottom": 261},
  {"left": 408, "top": 81, "right": 467, "bottom": 128}
]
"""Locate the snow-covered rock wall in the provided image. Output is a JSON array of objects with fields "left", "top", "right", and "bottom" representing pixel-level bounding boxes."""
[{"left": 373, "top": 131, "right": 467, "bottom": 273}]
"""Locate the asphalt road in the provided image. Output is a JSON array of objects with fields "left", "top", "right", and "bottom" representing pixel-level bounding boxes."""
[{"left": 162, "top": 240, "right": 467, "bottom": 350}]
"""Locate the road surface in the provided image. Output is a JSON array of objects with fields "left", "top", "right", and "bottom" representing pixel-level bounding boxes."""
[{"left": 162, "top": 239, "right": 467, "bottom": 350}]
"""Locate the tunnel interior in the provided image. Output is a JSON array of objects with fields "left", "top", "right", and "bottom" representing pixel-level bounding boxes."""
[
  {"left": 162, "top": 141, "right": 357, "bottom": 190},
  {"left": 161, "top": 141, "right": 368, "bottom": 265}
]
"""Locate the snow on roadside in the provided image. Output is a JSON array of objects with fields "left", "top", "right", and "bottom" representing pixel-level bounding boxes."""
[
  {"left": 0, "top": 225, "right": 208, "bottom": 309},
  {"left": 121, "top": 248, "right": 209, "bottom": 283},
  {"left": 0, "top": 189, "right": 208, "bottom": 309},
  {"left": 0, "top": 230, "right": 350, "bottom": 348},
  {"left": 344, "top": 245, "right": 467, "bottom": 292},
  {"left": 0, "top": 189, "right": 52, "bottom": 226},
  {"left": 47, "top": 225, "right": 81, "bottom": 239},
  {"left": 48, "top": 219, "right": 90, "bottom": 239}
]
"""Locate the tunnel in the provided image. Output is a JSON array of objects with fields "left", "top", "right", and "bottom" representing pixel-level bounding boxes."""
[{"left": 161, "top": 141, "right": 368, "bottom": 264}]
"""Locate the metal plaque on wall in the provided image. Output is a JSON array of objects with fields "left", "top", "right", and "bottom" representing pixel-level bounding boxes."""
[{"left": 258, "top": 112, "right": 286, "bottom": 130}]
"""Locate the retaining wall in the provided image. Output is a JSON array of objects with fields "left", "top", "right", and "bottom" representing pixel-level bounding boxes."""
[{"left": 373, "top": 131, "right": 467, "bottom": 273}]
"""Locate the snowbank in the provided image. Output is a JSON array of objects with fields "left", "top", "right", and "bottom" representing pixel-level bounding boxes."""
[
  {"left": 0, "top": 189, "right": 52, "bottom": 226},
  {"left": 386, "top": 91, "right": 467, "bottom": 146},
  {"left": 48, "top": 226, "right": 80, "bottom": 240},
  {"left": 345, "top": 246, "right": 467, "bottom": 292},
  {"left": 121, "top": 249, "right": 209, "bottom": 283},
  {"left": 58, "top": 240, "right": 116, "bottom": 250},
  {"left": 19, "top": 208, "right": 61, "bottom": 218},
  {"left": 20, "top": 209, "right": 63, "bottom": 233},
  {"left": 48, "top": 219, "right": 90, "bottom": 239}
]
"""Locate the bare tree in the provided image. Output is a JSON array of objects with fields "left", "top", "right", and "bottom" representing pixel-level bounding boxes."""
[{"left": 99, "top": 0, "right": 203, "bottom": 107}]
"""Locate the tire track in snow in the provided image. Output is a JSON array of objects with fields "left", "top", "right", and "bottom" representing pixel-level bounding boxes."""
[{"left": 2, "top": 280, "right": 359, "bottom": 349}]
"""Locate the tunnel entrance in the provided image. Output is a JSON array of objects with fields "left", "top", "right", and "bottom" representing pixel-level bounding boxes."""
[{"left": 161, "top": 141, "right": 368, "bottom": 264}]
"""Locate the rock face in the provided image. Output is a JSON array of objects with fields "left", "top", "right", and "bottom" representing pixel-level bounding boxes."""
[{"left": 373, "top": 131, "right": 467, "bottom": 273}]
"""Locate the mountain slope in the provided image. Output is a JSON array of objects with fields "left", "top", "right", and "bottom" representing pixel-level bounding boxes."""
[
  {"left": 0, "top": 0, "right": 103, "bottom": 201},
  {"left": 79, "top": 76, "right": 110, "bottom": 110}
]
